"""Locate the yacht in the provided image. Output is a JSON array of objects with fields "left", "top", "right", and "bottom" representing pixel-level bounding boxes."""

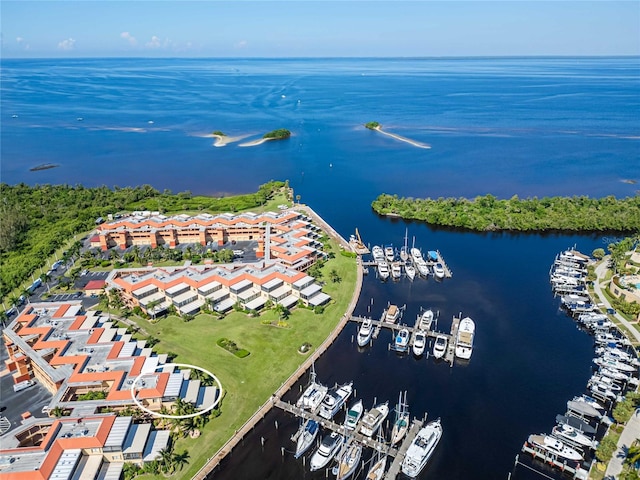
[
  {"left": 599, "top": 366, "right": 631, "bottom": 381},
  {"left": 335, "top": 439, "right": 362, "bottom": 480},
  {"left": 391, "top": 262, "right": 402, "bottom": 280},
  {"left": 344, "top": 399, "right": 364, "bottom": 430},
  {"left": 412, "top": 331, "right": 426, "bottom": 356},
  {"left": 372, "top": 245, "right": 385, "bottom": 262},
  {"left": 433, "top": 263, "right": 445, "bottom": 279},
  {"left": 294, "top": 418, "right": 319, "bottom": 458},
  {"left": 455, "top": 317, "right": 475, "bottom": 360},
  {"left": 405, "top": 264, "right": 416, "bottom": 280},
  {"left": 401, "top": 418, "right": 443, "bottom": 477},
  {"left": 418, "top": 309, "right": 434, "bottom": 332},
  {"left": 415, "top": 258, "right": 430, "bottom": 277},
  {"left": 360, "top": 402, "right": 390, "bottom": 437},
  {"left": 385, "top": 305, "right": 400, "bottom": 324},
  {"left": 309, "top": 432, "right": 343, "bottom": 471},
  {"left": 384, "top": 245, "right": 395, "bottom": 262},
  {"left": 296, "top": 366, "right": 328, "bottom": 412},
  {"left": 410, "top": 247, "right": 423, "bottom": 263},
  {"left": 377, "top": 261, "right": 390, "bottom": 280},
  {"left": 394, "top": 328, "right": 410, "bottom": 352},
  {"left": 567, "top": 400, "right": 602, "bottom": 419},
  {"left": 526, "top": 434, "right": 583, "bottom": 462},
  {"left": 593, "top": 356, "right": 636, "bottom": 372},
  {"left": 357, "top": 318, "right": 374, "bottom": 347},
  {"left": 551, "top": 424, "right": 596, "bottom": 449},
  {"left": 572, "top": 395, "right": 605, "bottom": 411},
  {"left": 366, "top": 450, "right": 387, "bottom": 480},
  {"left": 390, "top": 391, "right": 409, "bottom": 446},
  {"left": 432, "top": 334, "right": 448, "bottom": 359},
  {"left": 555, "top": 414, "right": 596, "bottom": 435},
  {"left": 319, "top": 381, "right": 354, "bottom": 419}
]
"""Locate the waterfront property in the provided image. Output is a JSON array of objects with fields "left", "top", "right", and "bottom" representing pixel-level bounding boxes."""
[
  {"left": 107, "top": 261, "right": 331, "bottom": 317},
  {"left": 94, "top": 210, "right": 325, "bottom": 270},
  {"left": 0, "top": 414, "right": 169, "bottom": 479}
]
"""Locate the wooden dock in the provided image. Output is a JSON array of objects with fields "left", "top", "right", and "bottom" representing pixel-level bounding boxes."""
[
  {"left": 274, "top": 398, "right": 431, "bottom": 479},
  {"left": 445, "top": 316, "right": 461, "bottom": 365}
]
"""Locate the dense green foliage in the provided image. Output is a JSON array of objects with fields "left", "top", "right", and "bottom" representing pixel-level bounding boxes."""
[
  {"left": 0, "top": 181, "right": 286, "bottom": 301},
  {"left": 365, "top": 121, "right": 380, "bottom": 130},
  {"left": 212, "top": 130, "right": 226, "bottom": 136},
  {"left": 77, "top": 390, "right": 108, "bottom": 401},
  {"left": 217, "top": 338, "right": 250, "bottom": 358},
  {"left": 371, "top": 193, "right": 640, "bottom": 232},
  {"left": 262, "top": 129, "right": 291, "bottom": 139}
]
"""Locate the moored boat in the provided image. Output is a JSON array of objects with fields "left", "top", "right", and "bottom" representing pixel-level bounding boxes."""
[
  {"left": 433, "top": 334, "right": 448, "bottom": 359},
  {"left": 309, "top": 431, "right": 343, "bottom": 471},
  {"left": 526, "top": 434, "right": 583, "bottom": 462},
  {"left": 555, "top": 414, "right": 597, "bottom": 435},
  {"left": 344, "top": 399, "right": 364, "bottom": 430},
  {"left": 391, "top": 262, "right": 402, "bottom": 280},
  {"left": 384, "top": 245, "right": 395, "bottom": 262},
  {"left": 357, "top": 318, "right": 374, "bottom": 347},
  {"left": 294, "top": 418, "right": 319, "bottom": 459},
  {"left": 433, "top": 262, "right": 445, "bottom": 279},
  {"left": 418, "top": 309, "right": 434, "bottom": 331},
  {"left": 390, "top": 391, "right": 409, "bottom": 445},
  {"left": 567, "top": 399, "right": 602, "bottom": 418},
  {"left": 372, "top": 245, "right": 384, "bottom": 262},
  {"left": 319, "top": 381, "right": 353, "bottom": 419},
  {"left": 551, "top": 424, "right": 596, "bottom": 449},
  {"left": 296, "top": 365, "right": 328, "bottom": 412},
  {"left": 405, "top": 264, "right": 416, "bottom": 280},
  {"left": 394, "top": 328, "right": 410, "bottom": 352},
  {"left": 366, "top": 451, "right": 387, "bottom": 480},
  {"left": 360, "top": 402, "right": 390, "bottom": 437},
  {"left": 455, "top": 316, "right": 475, "bottom": 360},
  {"left": 336, "top": 439, "right": 362, "bottom": 480},
  {"left": 385, "top": 305, "right": 400, "bottom": 323},
  {"left": 377, "top": 261, "right": 390, "bottom": 280},
  {"left": 412, "top": 331, "right": 426, "bottom": 356},
  {"left": 401, "top": 418, "right": 443, "bottom": 477}
]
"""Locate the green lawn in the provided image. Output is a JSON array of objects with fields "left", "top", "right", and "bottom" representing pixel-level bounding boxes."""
[{"left": 123, "top": 242, "right": 356, "bottom": 478}]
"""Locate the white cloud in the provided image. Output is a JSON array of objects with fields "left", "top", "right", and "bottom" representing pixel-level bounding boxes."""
[
  {"left": 120, "top": 31, "right": 137, "bottom": 46},
  {"left": 146, "top": 35, "right": 161, "bottom": 48},
  {"left": 16, "top": 36, "right": 24, "bottom": 43},
  {"left": 57, "top": 38, "right": 76, "bottom": 50},
  {"left": 235, "top": 40, "right": 248, "bottom": 49}
]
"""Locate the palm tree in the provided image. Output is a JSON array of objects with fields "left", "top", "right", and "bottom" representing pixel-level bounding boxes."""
[
  {"left": 626, "top": 439, "right": 640, "bottom": 467},
  {"left": 9, "top": 295, "right": 20, "bottom": 309},
  {"left": 172, "top": 450, "right": 190, "bottom": 471},
  {"left": 158, "top": 447, "right": 174, "bottom": 474},
  {"left": 40, "top": 272, "right": 51, "bottom": 292}
]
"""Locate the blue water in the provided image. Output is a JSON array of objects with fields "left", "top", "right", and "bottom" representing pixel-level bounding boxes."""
[{"left": 2, "top": 57, "right": 639, "bottom": 479}]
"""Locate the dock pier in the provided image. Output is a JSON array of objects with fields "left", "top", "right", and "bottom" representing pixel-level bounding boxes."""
[
  {"left": 445, "top": 316, "right": 461, "bottom": 365},
  {"left": 383, "top": 417, "right": 425, "bottom": 479}
]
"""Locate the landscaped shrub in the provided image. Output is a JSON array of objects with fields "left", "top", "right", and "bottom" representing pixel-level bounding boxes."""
[{"left": 217, "top": 338, "right": 250, "bottom": 358}]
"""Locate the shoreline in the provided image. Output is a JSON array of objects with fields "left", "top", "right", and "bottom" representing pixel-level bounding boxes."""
[
  {"left": 374, "top": 125, "right": 431, "bottom": 149},
  {"left": 208, "top": 134, "right": 249, "bottom": 147}
]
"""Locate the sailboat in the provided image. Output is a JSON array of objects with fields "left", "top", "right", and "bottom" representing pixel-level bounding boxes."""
[
  {"left": 296, "top": 363, "right": 328, "bottom": 412},
  {"left": 390, "top": 391, "right": 410, "bottom": 445},
  {"left": 294, "top": 418, "right": 319, "bottom": 458},
  {"left": 400, "top": 228, "right": 409, "bottom": 262},
  {"left": 335, "top": 437, "right": 363, "bottom": 480},
  {"left": 366, "top": 441, "right": 388, "bottom": 480}
]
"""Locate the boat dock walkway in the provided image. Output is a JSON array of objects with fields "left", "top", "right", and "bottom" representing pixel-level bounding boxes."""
[
  {"left": 274, "top": 398, "right": 426, "bottom": 480},
  {"left": 350, "top": 315, "right": 462, "bottom": 366}
]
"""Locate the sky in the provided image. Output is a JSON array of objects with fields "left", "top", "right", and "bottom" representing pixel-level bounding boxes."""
[{"left": 1, "top": 1, "right": 639, "bottom": 58}]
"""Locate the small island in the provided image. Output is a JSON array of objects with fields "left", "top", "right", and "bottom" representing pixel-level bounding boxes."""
[
  {"left": 30, "top": 163, "right": 60, "bottom": 172},
  {"left": 263, "top": 129, "right": 291, "bottom": 140},
  {"left": 365, "top": 121, "right": 380, "bottom": 130},
  {"left": 239, "top": 128, "right": 292, "bottom": 147}
]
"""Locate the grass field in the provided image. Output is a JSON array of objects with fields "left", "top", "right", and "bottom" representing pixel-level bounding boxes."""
[{"left": 122, "top": 240, "right": 357, "bottom": 478}]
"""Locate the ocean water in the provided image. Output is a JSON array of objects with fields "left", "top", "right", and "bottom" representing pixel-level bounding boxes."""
[{"left": 1, "top": 57, "right": 639, "bottom": 479}]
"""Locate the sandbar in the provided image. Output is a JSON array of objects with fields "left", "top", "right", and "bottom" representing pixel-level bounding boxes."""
[
  {"left": 374, "top": 126, "right": 431, "bottom": 149},
  {"left": 207, "top": 134, "right": 249, "bottom": 147},
  {"left": 238, "top": 137, "right": 277, "bottom": 147}
]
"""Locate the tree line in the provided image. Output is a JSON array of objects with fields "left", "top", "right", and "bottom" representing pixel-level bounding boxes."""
[
  {"left": 371, "top": 193, "right": 640, "bottom": 233},
  {"left": 0, "top": 181, "right": 286, "bottom": 301}
]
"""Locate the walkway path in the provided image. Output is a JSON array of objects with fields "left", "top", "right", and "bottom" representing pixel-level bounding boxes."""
[
  {"left": 593, "top": 258, "right": 640, "bottom": 344},
  {"left": 604, "top": 409, "right": 640, "bottom": 479}
]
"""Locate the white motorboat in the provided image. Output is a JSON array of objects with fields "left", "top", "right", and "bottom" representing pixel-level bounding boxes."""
[
  {"left": 385, "top": 305, "right": 400, "bottom": 324},
  {"left": 336, "top": 439, "right": 362, "bottom": 480},
  {"left": 595, "top": 346, "right": 638, "bottom": 364},
  {"left": 593, "top": 356, "right": 636, "bottom": 372},
  {"left": 405, "top": 264, "right": 416, "bottom": 280},
  {"left": 377, "top": 261, "right": 390, "bottom": 280},
  {"left": 433, "top": 334, "right": 448, "bottom": 359},
  {"left": 319, "top": 381, "right": 354, "bottom": 419},
  {"left": 567, "top": 400, "right": 602, "bottom": 419},
  {"left": 394, "top": 328, "right": 410, "bottom": 352},
  {"left": 589, "top": 382, "right": 618, "bottom": 400},
  {"left": 391, "top": 262, "right": 402, "bottom": 280},
  {"left": 309, "top": 431, "right": 343, "bottom": 471},
  {"left": 572, "top": 395, "right": 605, "bottom": 411},
  {"left": 415, "top": 258, "right": 430, "bottom": 277},
  {"left": 599, "top": 366, "right": 631, "bottom": 381},
  {"left": 433, "top": 262, "right": 445, "bottom": 279},
  {"left": 455, "top": 316, "right": 475, "bottom": 360},
  {"left": 384, "top": 245, "right": 395, "bottom": 262},
  {"left": 410, "top": 247, "right": 423, "bottom": 263},
  {"left": 412, "top": 331, "right": 426, "bottom": 356},
  {"left": 366, "top": 451, "right": 387, "bottom": 480},
  {"left": 296, "top": 366, "right": 328, "bottom": 412},
  {"left": 360, "top": 402, "right": 390, "bottom": 437},
  {"left": 418, "top": 309, "right": 434, "bottom": 332},
  {"left": 372, "top": 245, "right": 385, "bottom": 262},
  {"left": 551, "top": 424, "right": 596, "bottom": 449},
  {"left": 390, "top": 391, "right": 409, "bottom": 446},
  {"left": 294, "top": 418, "right": 319, "bottom": 458},
  {"left": 357, "top": 318, "right": 374, "bottom": 347},
  {"left": 344, "top": 399, "right": 363, "bottom": 430},
  {"left": 527, "top": 434, "right": 583, "bottom": 462},
  {"left": 401, "top": 418, "right": 443, "bottom": 477}
]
